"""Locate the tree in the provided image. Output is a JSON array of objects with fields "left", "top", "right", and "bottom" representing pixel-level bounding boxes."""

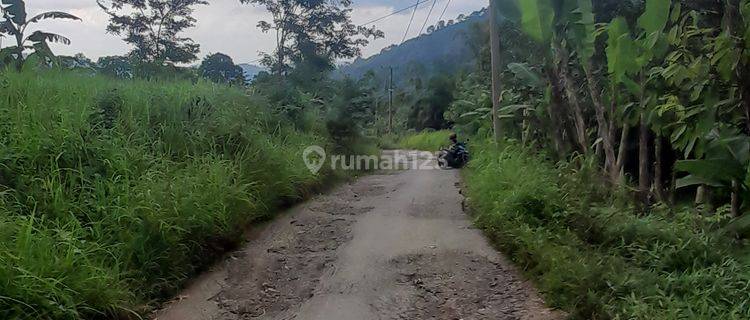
[
  {"left": 240, "top": 0, "right": 383, "bottom": 75},
  {"left": 97, "top": 55, "right": 133, "bottom": 79},
  {"left": 489, "top": 0, "right": 503, "bottom": 142},
  {"left": 199, "top": 52, "right": 245, "bottom": 85},
  {"left": 97, "top": 0, "right": 207, "bottom": 64},
  {"left": 407, "top": 74, "right": 455, "bottom": 131},
  {"left": 440, "top": 0, "right": 750, "bottom": 216},
  {"left": 0, "top": 0, "right": 80, "bottom": 70},
  {"left": 606, "top": 0, "right": 674, "bottom": 207},
  {"left": 513, "top": 0, "right": 590, "bottom": 153},
  {"left": 59, "top": 53, "right": 96, "bottom": 71},
  {"left": 566, "top": 0, "right": 619, "bottom": 182}
]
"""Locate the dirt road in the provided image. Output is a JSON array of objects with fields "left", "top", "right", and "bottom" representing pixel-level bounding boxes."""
[{"left": 154, "top": 151, "right": 561, "bottom": 320}]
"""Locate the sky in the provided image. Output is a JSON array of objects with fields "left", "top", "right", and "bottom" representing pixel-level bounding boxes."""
[{"left": 24, "top": 0, "right": 486, "bottom": 64}]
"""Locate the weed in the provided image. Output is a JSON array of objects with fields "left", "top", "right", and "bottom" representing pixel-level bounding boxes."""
[
  {"left": 464, "top": 140, "right": 750, "bottom": 320},
  {"left": 0, "top": 70, "right": 360, "bottom": 319},
  {"left": 399, "top": 130, "right": 453, "bottom": 151}
]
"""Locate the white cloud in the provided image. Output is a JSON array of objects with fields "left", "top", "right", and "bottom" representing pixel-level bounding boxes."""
[
  {"left": 31, "top": 0, "right": 94, "bottom": 10},
  {"left": 15, "top": 0, "right": 485, "bottom": 64}
]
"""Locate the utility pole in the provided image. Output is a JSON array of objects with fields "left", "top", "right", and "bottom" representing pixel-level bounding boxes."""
[
  {"left": 489, "top": 0, "right": 502, "bottom": 142},
  {"left": 388, "top": 66, "right": 394, "bottom": 134}
]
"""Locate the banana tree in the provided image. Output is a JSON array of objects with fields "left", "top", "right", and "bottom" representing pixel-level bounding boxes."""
[
  {"left": 676, "top": 127, "right": 749, "bottom": 217},
  {"left": 447, "top": 74, "right": 493, "bottom": 134},
  {"left": 606, "top": 0, "right": 673, "bottom": 207},
  {"left": 516, "top": 0, "right": 590, "bottom": 154},
  {"left": 505, "top": 62, "right": 547, "bottom": 146},
  {"left": 0, "top": 0, "right": 80, "bottom": 70},
  {"left": 566, "top": 0, "right": 620, "bottom": 182}
]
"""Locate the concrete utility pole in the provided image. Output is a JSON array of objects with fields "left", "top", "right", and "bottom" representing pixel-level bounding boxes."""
[
  {"left": 489, "top": 0, "right": 502, "bottom": 142},
  {"left": 389, "top": 66, "right": 394, "bottom": 134}
]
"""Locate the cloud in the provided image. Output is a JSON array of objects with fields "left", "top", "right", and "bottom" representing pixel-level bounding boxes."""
[
  {"left": 31, "top": 0, "right": 94, "bottom": 10},
  {"left": 17, "top": 0, "right": 485, "bottom": 64}
]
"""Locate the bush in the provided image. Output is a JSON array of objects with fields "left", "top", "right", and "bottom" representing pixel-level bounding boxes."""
[
  {"left": 464, "top": 140, "right": 750, "bottom": 320},
  {"left": 399, "top": 130, "right": 453, "bottom": 151},
  {"left": 377, "top": 134, "right": 401, "bottom": 149},
  {"left": 0, "top": 70, "right": 348, "bottom": 319}
]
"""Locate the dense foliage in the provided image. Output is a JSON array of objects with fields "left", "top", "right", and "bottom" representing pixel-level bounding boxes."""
[
  {"left": 446, "top": 0, "right": 750, "bottom": 216},
  {"left": 0, "top": 1, "right": 382, "bottom": 319},
  {"left": 464, "top": 139, "right": 750, "bottom": 319},
  {"left": 398, "top": 130, "right": 453, "bottom": 151},
  {"left": 97, "top": 0, "right": 208, "bottom": 64},
  {"left": 0, "top": 0, "right": 80, "bottom": 70},
  {"left": 241, "top": 0, "right": 383, "bottom": 75},
  {"left": 199, "top": 52, "right": 245, "bottom": 85},
  {"left": 0, "top": 70, "right": 350, "bottom": 319},
  {"left": 392, "top": 1, "right": 750, "bottom": 318}
]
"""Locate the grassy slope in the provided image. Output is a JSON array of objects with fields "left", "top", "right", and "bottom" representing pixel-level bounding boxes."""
[
  {"left": 464, "top": 140, "right": 750, "bottom": 319},
  {"left": 0, "top": 71, "right": 341, "bottom": 319},
  {"left": 398, "top": 130, "right": 452, "bottom": 151}
]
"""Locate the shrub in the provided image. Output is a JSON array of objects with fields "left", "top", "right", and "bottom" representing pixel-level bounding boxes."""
[
  {"left": 399, "top": 130, "right": 453, "bottom": 151},
  {"left": 463, "top": 139, "right": 750, "bottom": 319},
  {"left": 0, "top": 70, "right": 353, "bottom": 319}
]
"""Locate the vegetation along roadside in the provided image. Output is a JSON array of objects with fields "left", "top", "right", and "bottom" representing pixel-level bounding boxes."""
[
  {"left": 0, "top": 70, "right": 378, "bottom": 319},
  {"left": 388, "top": 0, "right": 750, "bottom": 317}
]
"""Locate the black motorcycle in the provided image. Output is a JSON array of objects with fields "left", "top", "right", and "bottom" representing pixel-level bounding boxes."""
[{"left": 437, "top": 143, "right": 469, "bottom": 169}]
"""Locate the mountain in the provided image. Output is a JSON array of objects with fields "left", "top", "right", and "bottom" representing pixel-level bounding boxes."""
[
  {"left": 239, "top": 63, "right": 265, "bottom": 81},
  {"left": 338, "top": 8, "right": 488, "bottom": 84}
]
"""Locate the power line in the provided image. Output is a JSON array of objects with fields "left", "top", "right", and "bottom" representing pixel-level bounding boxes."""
[
  {"left": 418, "top": 0, "right": 439, "bottom": 35},
  {"left": 436, "top": 0, "right": 452, "bottom": 23},
  {"left": 248, "top": 0, "right": 442, "bottom": 63},
  {"left": 359, "top": 0, "right": 432, "bottom": 27},
  {"left": 401, "top": 0, "right": 420, "bottom": 43}
]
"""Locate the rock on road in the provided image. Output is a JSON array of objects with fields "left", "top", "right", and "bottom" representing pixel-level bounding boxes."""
[{"left": 154, "top": 151, "right": 562, "bottom": 320}]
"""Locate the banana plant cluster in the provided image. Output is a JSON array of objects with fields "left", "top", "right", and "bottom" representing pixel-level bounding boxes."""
[
  {"left": 0, "top": 0, "right": 80, "bottom": 70},
  {"left": 456, "top": 0, "right": 750, "bottom": 215}
]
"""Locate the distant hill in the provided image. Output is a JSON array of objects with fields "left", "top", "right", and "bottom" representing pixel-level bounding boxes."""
[
  {"left": 239, "top": 63, "right": 265, "bottom": 82},
  {"left": 338, "top": 8, "right": 487, "bottom": 84}
]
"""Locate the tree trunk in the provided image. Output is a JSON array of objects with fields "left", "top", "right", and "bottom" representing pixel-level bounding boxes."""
[
  {"left": 616, "top": 125, "right": 630, "bottom": 178},
  {"left": 731, "top": 180, "right": 741, "bottom": 217},
  {"left": 609, "top": 86, "right": 619, "bottom": 154},
  {"left": 695, "top": 185, "right": 707, "bottom": 205},
  {"left": 546, "top": 67, "right": 568, "bottom": 155},
  {"left": 14, "top": 32, "right": 24, "bottom": 71},
  {"left": 669, "top": 169, "right": 677, "bottom": 205},
  {"left": 584, "top": 64, "right": 617, "bottom": 181},
  {"left": 553, "top": 38, "right": 588, "bottom": 154},
  {"left": 522, "top": 109, "right": 531, "bottom": 146},
  {"left": 724, "top": 0, "right": 738, "bottom": 35},
  {"left": 638, "top": 114, "right": 650, "bottom": 209},
  {"left": 653, "top": 135, "right": 665, "bottom": 202},
  {"left": 489, "top": 0, "right": 503, "bottom": 142}
]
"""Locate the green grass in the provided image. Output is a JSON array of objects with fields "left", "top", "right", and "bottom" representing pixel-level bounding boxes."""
[
  {"left": 375, "top": 133, "right": 400, "bottom": 150},
  {"left": 398, "top": 130, "right": 453, "bottom": 151},
  {"left": 0, "top": 70, "right": 352, "bottom": 319},
  {"left": 464, "top": 140, "right": 750, "bottom": 320}
]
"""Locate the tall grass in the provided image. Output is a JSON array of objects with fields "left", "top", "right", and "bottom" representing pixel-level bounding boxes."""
[
  {"left": 398, "top": 130, "right": 453, "bottom": 151},
  {"left": 464, "top": 140, "right": 750, "bottom": 319},
  {"left": 0, "top": 70, "right": 341, "bottom": 319}
]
